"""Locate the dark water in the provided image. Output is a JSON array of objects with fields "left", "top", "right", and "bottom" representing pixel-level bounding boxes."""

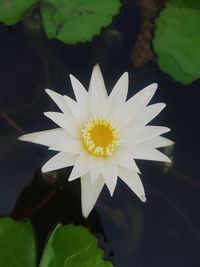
[{"left": 0, "top": 1, "right": 200, "bottom": 266}]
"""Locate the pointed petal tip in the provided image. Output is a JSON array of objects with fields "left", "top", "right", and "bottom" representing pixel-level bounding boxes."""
[
  {"left": 18, "top": 135, "right": 24, "bottom": 141},
  {"left": 41, "top": 166, "right": 48, "bottom": 173},
  {"left": 45, "top": 88, "right": 55, "bottom": 96},
  {"left": 106, "top": 183, "right": 115, "bottom": 197},
  {"left": 121, "top": 72, "right": 129, "bottom": 82},
  {"left": 163, "top": 138, "right": 175, "bottom": 147},
  {"left": 152, "top": 82, "right": 158, "bottom": 88},
  {"left": 17, "top": 134, "right": 31, "bottom": 142},
  {"left": 69, "top": 74, "right": 74, "bottom": 80},
  {"left": 92, "top": 64, "right": 101, "bottom": 75},
  {"left": 161, "top": 102, "right": 166, "bottom": 108},
  {"left": 145, "top": 83, "right": 158, "bottom": 95},
  {"left": 110, "top": 190, "right": 115, "bottom": 197},
  {"left": 43, "top": 112, "right": 50, "bottom": 119},
  {"left": 170, "top": 140, "right": 175, "bottom": 145},
  {"left": 93, "top": 64, "right": 103, "bottom": 74},
  {"left": 68, "top": 171, "right": 81, "bottom": 182},
  {"left": 157, "top": 126, "right": 171, "bottom": 134},
  {"left": 165, "top": 156, "right": 172, "bottom": 163},
  {"left": 94, "top": 63, "right": 100, "bottom": 69},
  {"left": 68, "top": 175, "right": 75, "bottom": 182},
  {"left": 81, "top": 174, "right": 105, "bottom": 219},
  {"left": 41, "top": 163, "right": 56, "bottom": 173},
  {"left": 82, "top": 210, "right": 89, "bottom": 219},
  {"left": 43, "top": 111, "right": 52, "bottom": 118},
  {"left": 140, "top": 194, "right": 146, "bottom": 202},
  {"left": 68, "top": 171, "right": 86, "bottom": 182},
  {"left": 161, "top": 103, "right": 166, "bottom": 111},
  {"left": 45, "top": 88, "right": 50, "bottom": 93},
  {"left": 165, "top": 127, "right": 171, "bottom": 133},
  {"left": 122, "top": 71, "right": 128, "bottom": 77},
  {"left": 151, "top": 83, "right": 158, "bottom": 92}
]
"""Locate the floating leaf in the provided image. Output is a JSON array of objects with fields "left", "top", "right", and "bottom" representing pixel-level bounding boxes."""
[
  {"left": 153, "top": 0, "right": 200, "bottom": 84},
  {"left": 40, "top": 0, "right": 121, "bottom": 45},
  {"left": 0, "top": 217, "right": 36, "bottom": 267},
  {"left": 0, "top": 0, "right": 38, "bottom": 25},
  {"left": 39, "top": 224, "right": 113, "bottom": 267},
  {"left": 157, "top": 53, "right": 196, "bottom": 84},
  {"left": 170, "top": 0, "right": 200, "bottom": 9}
]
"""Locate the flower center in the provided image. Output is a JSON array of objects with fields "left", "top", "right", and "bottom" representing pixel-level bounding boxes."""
[{"left": 81, "top": 118, "right": 119, "bottom": 157}]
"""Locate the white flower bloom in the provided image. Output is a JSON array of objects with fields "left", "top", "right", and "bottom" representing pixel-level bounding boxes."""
[{"left": 19, "top": 65, "right": 173, "bottom": 218}]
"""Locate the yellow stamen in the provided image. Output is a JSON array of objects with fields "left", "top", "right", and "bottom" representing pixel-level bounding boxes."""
[{"left": 81, "top": 118, "right": 119, "bottom": 157}]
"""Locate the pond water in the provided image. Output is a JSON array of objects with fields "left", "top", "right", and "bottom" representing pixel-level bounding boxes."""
[{"left": 0, "top": 1, "right": 200, "bottom": 266}]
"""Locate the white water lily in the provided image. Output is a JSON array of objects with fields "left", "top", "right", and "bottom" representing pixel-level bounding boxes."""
[{"left": 19, "top": 65, "right": 173, "bottom": 218}]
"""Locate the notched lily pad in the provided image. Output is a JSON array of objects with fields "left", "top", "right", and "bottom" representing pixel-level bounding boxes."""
[
  {"left": 40, "top": 0, "right": 121, "bottom": 44},
  {"left": 39, "top": 224, "right": 113, "bottom": 267},
  {"left": 153, "top": 0, "right": 200, "bottom": 84},
  {"left": 0, "top": 0, "right": 38, "bottom": 25},
  {"left": 0, "top": 217, "right": 36, "bottom": 267}
]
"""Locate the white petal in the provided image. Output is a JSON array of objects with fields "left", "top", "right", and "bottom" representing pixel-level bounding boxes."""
[
  {"left": 112, "top": 83, "right": 158, "bottom": 129},
  {"left": 144, "top": 136, "right": 174, "bottom": 148},
  {"left": 41, "top": 152, "right": 77, "bottom": 173},
  {"left": 18, "top": 128, "right": 69, "bottom": 147},
  {"left": 45, "top": 89, "right": 70, "bottom": 114},
  {"left": 89, "top": 65, "right": 107, "bottom": 116},
  {"left": 105, "top": 72, "right": 128, "bottom": 116},
  {"left": 89, "top": 156, "right": 103, "bottom": 185},
  {"left": 114, "top": 150, "right": 140, "bottom": 173},
  {"left": 89, "top": 65, "right": 108, "bottom": 97},
  {"left": 44, "top": 112, "right": 79, "bottom": 137},
  {"left": 68, "top": 151, "right": 89, "bottom": 181},
  {"left": 128, "top": 83, "right": 158, "bottom": 107},
  {"left": 132, "top": 103, "right": 166, "bottom": 127},
  {"left": 122, "top": 126, "right": 170, "bottom": 146},
  {"left": 69, "top": 74, "right": 89, "bottom": 104},
  {"left": 49, "top": 139, "right": 83, "bottom": 154},
  {"left": 64, "top": 95, "right": 89, "bottom": 125},
  {"left": 102, "top": 161, "right": 118, "bottom": 196},
  {"left": 118, "top": 167, "right": 146, "bottom": 202},
  {"left": 81, "top": 174, "right": 105, "bottom": 218},
  {"left": 127, "top": 143, "right": 171, "bottom": 162}
]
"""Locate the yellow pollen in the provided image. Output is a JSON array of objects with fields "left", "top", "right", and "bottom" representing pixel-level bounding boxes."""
[{"left": 81, "top": 118, "right": 119, "bottom": 157}]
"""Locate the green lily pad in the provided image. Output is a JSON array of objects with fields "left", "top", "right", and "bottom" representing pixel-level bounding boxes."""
[
  {"left": 40, "top": 0, "right": 121, "bottom": 44},
  {"left": 0, "top": 217, "right": 36, "bottom": 267},
  {"left": 0, "top": 0, "right": 38, "bottom": 25},
  {"left": 157, "top": 53, "right": 196, "bottom": 84},
  {"left": 170, "top": 0, "right": 200, "bottom": 9},
  {"left": 153, "top": 1, "right": 200, "bottom": 84},
  {"left": 39, "top": 224, "right": 113, "bottom": 267}
]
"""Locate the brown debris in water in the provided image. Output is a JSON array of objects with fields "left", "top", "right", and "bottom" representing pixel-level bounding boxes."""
[{"left": 131, "top": 0, "right": 167, "bottom": 67}]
